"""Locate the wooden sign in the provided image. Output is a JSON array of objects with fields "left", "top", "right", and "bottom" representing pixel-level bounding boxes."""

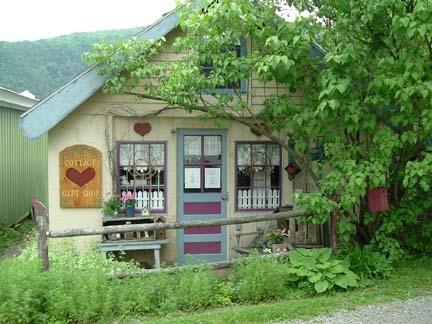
[{"left": 60, "top": 145, "right": 102, "bottom": 208}]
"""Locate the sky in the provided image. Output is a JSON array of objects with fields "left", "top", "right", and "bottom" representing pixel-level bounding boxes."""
[{"left": 0, "top": 0, "right": 177, "bottom": 42}]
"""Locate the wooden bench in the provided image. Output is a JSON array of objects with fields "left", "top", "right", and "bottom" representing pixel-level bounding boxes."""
[{"left": 97, "top": 239, "right": 169, "bottom": 268}]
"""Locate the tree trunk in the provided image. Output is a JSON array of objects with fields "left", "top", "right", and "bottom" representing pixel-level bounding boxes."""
[{"left": 329, "top": 207, "right": 338, "bottom": 253}]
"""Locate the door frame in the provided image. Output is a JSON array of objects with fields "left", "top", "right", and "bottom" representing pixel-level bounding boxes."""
[{"left": 176, "top": 129, "right": 228, "bottom": 265}]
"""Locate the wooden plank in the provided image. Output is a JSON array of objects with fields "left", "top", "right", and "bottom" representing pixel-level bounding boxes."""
[
  {"left": 114, "top": 252, "right": 290, "bottom": 279},
  {"left": 48, "top": 210, "right": 309, "bottom": 238}
]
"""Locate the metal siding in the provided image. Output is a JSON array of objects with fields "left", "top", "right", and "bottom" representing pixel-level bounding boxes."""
[{"left": 0, "top": 107, "right": 47, "bottom": 226}]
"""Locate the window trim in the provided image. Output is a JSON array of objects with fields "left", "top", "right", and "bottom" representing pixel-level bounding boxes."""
[
  {"left": 116, "top": 140, "right": 168, "bottom": 213},
  {"left": 235, "top": 141, "right": 282, "bottom": 211}
]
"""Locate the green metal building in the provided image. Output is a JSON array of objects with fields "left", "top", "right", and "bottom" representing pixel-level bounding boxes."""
[{"left": 0, "top": 87, "right": 47, "bottom": 226}]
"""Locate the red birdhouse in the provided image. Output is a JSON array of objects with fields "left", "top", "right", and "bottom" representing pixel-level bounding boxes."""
[
  {"left": 367, "top": 188, "right": 389, "bottom": 213},
  {"left": 285, "top": 162, "right": 302, "bottom": 176}
]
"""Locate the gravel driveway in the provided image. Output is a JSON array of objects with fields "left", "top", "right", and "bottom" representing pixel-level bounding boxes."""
[{"left": 287, "top": 295, "right": 432, "bottom": 324}]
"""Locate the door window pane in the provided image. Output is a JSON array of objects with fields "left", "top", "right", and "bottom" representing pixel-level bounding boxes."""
[
  {"left": 203, "top": 136, "right": 222, "bottom": 163},
  {"left": 184, "top": 136, "right": 201, "bottom": 164}
]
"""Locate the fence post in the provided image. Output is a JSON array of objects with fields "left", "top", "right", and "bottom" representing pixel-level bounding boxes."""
[
  {"left": 36, "top": 212, "right": 49, "bottom": 271},
  {"left": 33, "top": 198, "right": 49, "bottom": 272}
]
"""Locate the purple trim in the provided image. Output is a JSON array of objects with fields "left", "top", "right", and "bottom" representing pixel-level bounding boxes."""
[
  {"left": 116, "top": 140, "right": 168, "bottom": 213},
  {"left": 184, "top": 226, "right": 221, "bottom": 235},
  {"left": 184, "top": 242, "right": 221, "bottom": 254},
  {"left": 184, "top": 202, "right": 221, "bottom": 215},
  {"left": 234, "top": 141, "right": 282, "bottom": 212}
]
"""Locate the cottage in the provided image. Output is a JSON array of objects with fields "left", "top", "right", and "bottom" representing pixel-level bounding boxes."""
[
  {"left": 20, "top": 6, "right": 323, "bottom": 266},
  {"left": 0, "top": 87, "right": 47, "bottom": 226}
]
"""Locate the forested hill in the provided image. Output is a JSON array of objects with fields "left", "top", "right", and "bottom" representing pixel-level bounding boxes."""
[{"left": 0, "top": 27, "right": 142, "bottom": 99}]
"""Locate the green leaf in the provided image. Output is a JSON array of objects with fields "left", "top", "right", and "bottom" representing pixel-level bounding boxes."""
[
  {"left": 308, "top": 272, "right": 323, "bottom": 283},
  {"left": 335, "top": 271, "right": 359, "bottom": 289},
  {"left": 314, "top": 279, "right": 329, "bottom": 293},
  {"left": 317, "top": 248, "right": 332, "bottom": 263}
]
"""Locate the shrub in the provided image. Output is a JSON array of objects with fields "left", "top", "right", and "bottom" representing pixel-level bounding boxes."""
[
  {"left": 231, "top": 254, "right": 301, "bottom": 303},
  {"left": 341, "top": 243, "right": 393, "bottom": 279},
  {"left": 287, "top": 248, "right": 359, "bottom": 293},
  {"left": 0, "top": 240, "right": 362, "bottom": 322}
]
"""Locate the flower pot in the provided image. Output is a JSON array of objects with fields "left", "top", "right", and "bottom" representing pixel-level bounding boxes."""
[{"left": 125, "top": 205, "right": 135, "bottom": 217}]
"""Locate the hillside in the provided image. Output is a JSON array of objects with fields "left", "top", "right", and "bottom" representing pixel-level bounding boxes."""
[{"left": 0, "top": 27, "right": 142, "bottom": 99}]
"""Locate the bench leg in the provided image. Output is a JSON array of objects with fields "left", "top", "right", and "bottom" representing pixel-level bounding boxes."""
[{"left": 154, "top": 249, "right": 161, "bottom": 268}]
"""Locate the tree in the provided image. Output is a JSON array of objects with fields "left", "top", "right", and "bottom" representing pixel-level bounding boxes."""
[{"left": 86, "top": 0, "right": 432, "bottom": 258}]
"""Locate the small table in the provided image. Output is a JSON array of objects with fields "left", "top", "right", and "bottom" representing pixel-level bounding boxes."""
[{"left": 97, "top": 239, "right": 169, "bottom": 268}]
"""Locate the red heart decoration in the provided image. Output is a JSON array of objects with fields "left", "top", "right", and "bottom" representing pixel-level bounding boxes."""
[
  {"left": 66, "top": 168, "right": 96, "bottom": 187},
  {"left": 134, "top": 122, "right": 152, "bottom": 136}
]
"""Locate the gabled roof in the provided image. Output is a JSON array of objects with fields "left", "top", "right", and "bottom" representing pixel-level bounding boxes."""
[
  {"left": 20, "top": 7, "right": 181, "bottom": 139},
  {"left": 0, "top": 86, "right": 38, "bottom": 111}
]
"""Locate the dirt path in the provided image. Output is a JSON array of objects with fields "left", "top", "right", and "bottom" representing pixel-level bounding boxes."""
[
  {"left": 288, "top": 295, "right": 432, "bottom": 324},
  {"left": 0, "top": 231, "right": 34, "bottom": 262}
]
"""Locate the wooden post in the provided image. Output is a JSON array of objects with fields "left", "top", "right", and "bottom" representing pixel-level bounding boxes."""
[
  {"left": 32, "top": 198, "right": 49, "bottom": 272},
  {"left": 36, "top": 213, "right": 49, "bottom": 272},
  {"left": 329, "top": 195, "right": 339, "bottom": 253}
]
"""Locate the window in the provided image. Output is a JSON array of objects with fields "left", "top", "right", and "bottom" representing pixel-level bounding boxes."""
[
  {"left": 118, "top": 142, "right": 166, "bottom": 212},
  {"left": 201, "top": 39, "right": 246, "bottom": 91},
  {"left": 236, "top": 142, "right": 281, "bottom": 210},
  {"left": 183, "top": 135, "right": 222, "bottom": 193}
]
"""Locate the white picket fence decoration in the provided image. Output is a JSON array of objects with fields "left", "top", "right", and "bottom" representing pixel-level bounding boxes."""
[
  {"left": 237, "top": 188, "right": 280, "bottom": 209},
  {"left": 121, "top": 190, "right": 165, "bottom": 210}
]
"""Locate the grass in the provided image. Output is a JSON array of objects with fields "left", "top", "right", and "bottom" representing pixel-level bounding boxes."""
[
  {"left": 136, "top": 258, "right": 432, "bottom": 324},
  {"left": 0, "top": 219, "right": 34, "bottom": 255}
]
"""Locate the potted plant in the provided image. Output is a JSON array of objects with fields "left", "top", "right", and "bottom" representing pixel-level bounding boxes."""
[
  {"left": 102, "top": 194, "right": 121, "bottom": 217},
  {"left": 122, "top": 192, "right": 136, "bottom": 217}
]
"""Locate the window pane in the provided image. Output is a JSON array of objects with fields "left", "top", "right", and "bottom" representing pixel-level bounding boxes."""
[
  {"left": 252, "top": 167, "right": 266, "bottom": 187},
  {"left": 237, "top": 167, "right": 251, "bottom": 188},
  {"left": 204, "top": 166, "right": 221, "bottom": 192},
  {"left": 269, "top": 166, "right": 280, "bottom": 187},
  {"left": 252, "top": 144, "right": 266, "bottom": 165},
  {"left": 119, "top": 144, "right": 134, "bottom": 166},
  {"left": 267, "top": 144, "right": 280, "bottom": 165},
  {"left": 150, "top": 144, "right": 164, "bottom": 165},
  {"left": 184, "top": 136, "right": 201, "bottom": 164},
  {"left": 134, "top": 144, "right": 149, "bottom": 166},
  {"left": 204, "top": 136, "right": 221, "bottom": 163},
  {"left": 237, "top": 144, "right": 251, "bottom": 165},
  {"left": 134, "top": 167, "right": 150, "bottom": 187},
  {"left": 151, "top": 168, "right": 164, "bottom": 186}
]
